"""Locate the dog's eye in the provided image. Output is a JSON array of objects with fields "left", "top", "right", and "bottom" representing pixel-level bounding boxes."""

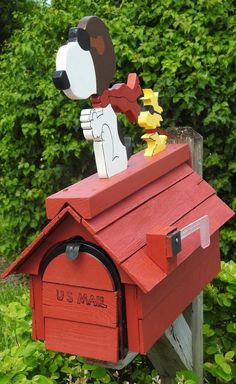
[
  {"left": 68, "top": 27, "right": 90, "bottom": 51},
  {"left": 77, "top": 28, "right": 90, "bottom": 51},
  {"left": 68, "top": 27, "right": 78, "bottom": 42}
]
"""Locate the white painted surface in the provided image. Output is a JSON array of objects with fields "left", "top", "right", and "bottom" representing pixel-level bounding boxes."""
[
  {"left": 56, "top": 41, "right": 96, "bottom": 100},
  {"left": 80, "top": 104, "right": 128, "bottom": 178}
]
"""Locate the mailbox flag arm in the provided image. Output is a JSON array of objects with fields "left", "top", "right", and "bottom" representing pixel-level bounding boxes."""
[
  {"left": 147, "top": 215, "right": 210, "bottom": 274},
  {"left": 180, "top": 215, "right": 210, "bottom": 249}
]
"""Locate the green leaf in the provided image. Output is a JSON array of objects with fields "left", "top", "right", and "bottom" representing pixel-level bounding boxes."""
[
  {"left": 91, "top": 367, "right": 107, "bottom": 379},
  {"left": 225, "top": 351, "right": 235, "bottom": 361},
  {"left": 32, "top": 375, "right": 54, "bottom": 384},
  {"left": 0, "top": 375, "right": 11, "bottom": 384}
]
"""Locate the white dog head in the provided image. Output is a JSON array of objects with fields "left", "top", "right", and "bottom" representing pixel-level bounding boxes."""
[{"left": 53, "top": 16, "right": 116, "bottom": 100}]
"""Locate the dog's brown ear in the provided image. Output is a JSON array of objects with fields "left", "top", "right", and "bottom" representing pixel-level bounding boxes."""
[
  {"left": 78, "top": 16, "right": 116, "bottom": 95},
  {"left": 90, "top": 35, "right": 105, "bottom": 55}
]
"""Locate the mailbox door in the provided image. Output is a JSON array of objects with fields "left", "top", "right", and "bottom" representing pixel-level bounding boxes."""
[{"left": 40, "top": 240, "right": 127, "bottom": 363}]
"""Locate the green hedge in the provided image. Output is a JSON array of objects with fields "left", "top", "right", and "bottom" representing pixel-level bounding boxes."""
[{"left": 0, "top": 0, "right": 235, "bottom": 258}]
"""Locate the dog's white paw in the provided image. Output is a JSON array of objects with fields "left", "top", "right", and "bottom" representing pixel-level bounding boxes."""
[{"left": 80, "top": 108, "right": 104, "bottom": 140}]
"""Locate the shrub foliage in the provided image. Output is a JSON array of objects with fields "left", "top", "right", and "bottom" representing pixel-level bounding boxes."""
[{"left": 0, "top": 0, "right": 235, "bottom": 258}]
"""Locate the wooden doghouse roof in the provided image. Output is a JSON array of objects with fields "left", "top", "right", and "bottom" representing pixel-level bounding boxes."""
[{"left": 2, "top": 145, "right": 234, "bottom": 292}]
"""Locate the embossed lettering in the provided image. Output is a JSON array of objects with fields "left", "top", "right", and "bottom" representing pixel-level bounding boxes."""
[
  {"left": 66, "top": 291, "right": 73, "bottom": 303},
  {"left": 56, "top": 289, "right": 64, "bottom": 301},
  {"left": 98, "top": 296, "right": 107, "bottom": 308},
  {"left": 77, "top": 293, "right": 88, "bottom": 304},
  {"left": 56, "top": 289, "right": 107, "bottom": 308}
]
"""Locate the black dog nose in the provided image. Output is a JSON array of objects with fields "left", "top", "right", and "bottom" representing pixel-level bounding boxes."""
[{"left": 52, "top": 70, "right": 70, "bottom": 90}]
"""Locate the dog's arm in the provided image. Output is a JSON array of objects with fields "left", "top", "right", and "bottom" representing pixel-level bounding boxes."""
[{"left": 80, "top": 105, "right": 117, "bottom": 141}]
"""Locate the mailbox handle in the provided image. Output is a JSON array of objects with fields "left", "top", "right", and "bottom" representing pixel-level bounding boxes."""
[{"left": 180, "top": 215, "right": 210, "bottom": 249}]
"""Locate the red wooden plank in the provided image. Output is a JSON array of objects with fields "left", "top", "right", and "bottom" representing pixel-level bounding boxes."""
[
  {"left": 18, "top": 214, "right": 94, "bottom": 276},
  {"left": 125, "top": 285, "right": 140, "bottom": 352},
  {"left": 173, "top": 194, "right": 234, "bottom": 238},
  {"left": 138, "top": 231, "right": 220, "bottom": 353},
  {"left": 95, "top": 172, "right": 215, "bottom": 265},
  {"left": 29, "top": 276, "right": 36, "bottom": 339},
  {"left": 117, "top": 265, "right": 134, "bottom": 284},
  {"left": 45, "top": 318, "right": 119, "bottom": 362},
  {"left": 138, "top": 232, "right": 221, "bottom": 319},
  {"left": 46, "top": 144, "right": 190, "bottom": 220},
  {"left": 123, "top": 193, "right": 233, "bottom": 295},
  {"left": 122, "top": 249, "right": 166, "bottom": 293},
  {"left": 43, "top": 252, "right": 115, "bottom": 291},
  {"left": 146, "top": 225, "right": 177, "bottom": 273},
  {"left": 31, "top": 275, "right": 44, "bottom": 340},
  {"left": 43, "top": 282, "right": 117, "bottom": 327},
  {"left": 1, "top": 206, "right": 82, "bottom": 278},
  {"left": 83, "top": 163, "right": 193, "bottom": 234}
]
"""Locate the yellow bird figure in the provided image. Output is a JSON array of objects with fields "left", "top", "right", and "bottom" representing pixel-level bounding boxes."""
[{"left": 138, "top": 89, "right": 167, "bottom": 157}]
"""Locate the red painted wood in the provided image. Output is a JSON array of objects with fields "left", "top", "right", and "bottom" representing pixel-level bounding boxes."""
[
  {"left": 122, "top": 248, "right": 166, "bottom": 293},
  {"left": 29, "top": 276, "right": 34, "bottom": 309},
  {"left": 31, "top": 275, "right": 44, "bottom": 340},
  {"left": 46, "top": 144, "right": 190, "bottom": 220},
  {"left": 117, "top": 265, "right": 134, "bottom": 284},
  {"left": 122, "top": 193, "right": 234, "bottom": 294},
  {"left": 2, "top": 190, "right": 233, "bottom": 294},
  {"left": 45, "top": 318, "right": 119, "bottom": 362},
  {"left": 43, "top": 252, "right": 115, "bottom": 291},
  {"left": 29, "top": 276, "right": 36, "bottom": 339},
  {"left": 138, "top": 232, "right": 220, "bottom": 353},
  {"left": 138, "top": 232, "right": 219, "bottom": 319},
  {"left": 146, "top": 225, "right": 177, "bottom": 273},
  {"left": 43, "top": 282, "right": 118, "bottom": 327},
  {"left": 91, "top": 73, "right": 142, "bottom": 122},
  {"left": 3, "top": 210, "right": 96, "bottom": 277},
  {"left": 173, "top": 194, "right": 234, "bottom": 239},
  {"left": 1, "top": 207, "right": 82, "bottom": 278},
  {"left": 83, "top": 163, "right": 193, "bottom": 235},
  {"left": 96, "top": 172, "right": 215, "bottom": 265},
  {"left": 125, "top": 285, "right": 140, "bottom": 352}
]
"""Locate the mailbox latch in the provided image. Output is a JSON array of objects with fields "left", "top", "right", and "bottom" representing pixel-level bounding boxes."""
[{"left": 66, "top": 242, "right": 81, "bottom": 260}]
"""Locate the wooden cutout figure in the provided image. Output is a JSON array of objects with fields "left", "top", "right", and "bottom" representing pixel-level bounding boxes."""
[
  {"left": 53, "top": 16, "right": 142, "bottom": 178},
  {"left": 138, "top": 89, "right": 167, "bottom": 157}
]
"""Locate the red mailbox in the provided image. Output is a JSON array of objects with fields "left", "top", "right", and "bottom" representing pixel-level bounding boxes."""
[{"left": 2, "top": 144, "right": 234, "bottom": 364}]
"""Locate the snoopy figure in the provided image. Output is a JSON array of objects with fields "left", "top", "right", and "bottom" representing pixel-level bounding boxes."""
[{"left": 53, "top": 16, "right": 135, "bottom": 178}]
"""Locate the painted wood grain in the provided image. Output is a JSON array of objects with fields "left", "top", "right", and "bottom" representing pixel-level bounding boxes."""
[
  {"left": 45, "top": 317, "right": 119, "bottom": 362},
  {"left": 43, "top": 252, "right": 115, "bottom": 291},
  {"left": 19, "top": 213, "right": 94, "bottom": 276},
  {"left": 31, "top": 275, "right": 44, "bottom": 340},
  {"left": 147, "top": 313, "right": 193, "bottom": 374},
  {"left": 83, "top": 163, "right": 193, "bottom": 234},
  {"left": 45, "top": 144, "right": 190, "bottom": 220},
  {"left": 122, "top": 248, "right": 166, "bottom": 293},
  {"left": 137, "top": 231, "right": 220, "bottom": 319},
  {"left": 124, "top": 284, "right": 140, "bottom": 352},
  {"left": 96, "top": 172, "right": 215, "bottom": 265},
  {"left": 42, "top": 282, "right": 118, "bottom": 327},
  {"left": 138, "top": 232, "right": 220, "bottom": 353},
  {"left": 146, "top": 225, "right": 177, "bottom": 273}
]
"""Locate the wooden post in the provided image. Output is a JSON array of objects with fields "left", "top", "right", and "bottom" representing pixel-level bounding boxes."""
[
  {"left": 147, "top": 128, "right": 204, "bottom": 383},
  {"left": 147, "top": 296, "right": 203, "bottom": 384},
  {"left": 187, "top": 293, "right": 204, "bottom": 383},
  {"left": 147, "top": 313, "right": 193, "bottom": 375}
]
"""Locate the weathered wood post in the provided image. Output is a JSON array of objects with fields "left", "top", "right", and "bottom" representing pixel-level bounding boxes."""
[{"left": 148, "top": 127, "right": 204, "bottom": 383}]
